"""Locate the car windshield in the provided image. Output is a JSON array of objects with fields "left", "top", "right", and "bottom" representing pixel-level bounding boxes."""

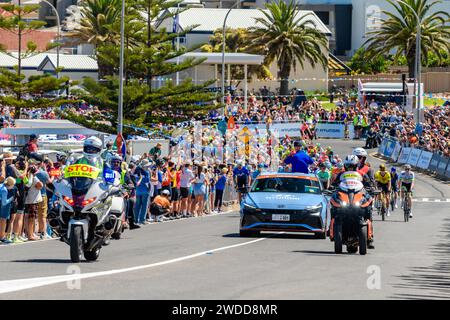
[{"left": 251, "top": 177, "right": 321, "bottom": 194}]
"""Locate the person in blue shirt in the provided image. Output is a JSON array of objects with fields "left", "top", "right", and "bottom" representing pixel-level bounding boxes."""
[
  {"left": 214, "top": 168, "right": 228, "bottom": 212},
  {"left": 233, "top": 160, "right": 250, "bottom": 202},
  {"left": 0, "top": 177, "right": 17, "bottom": 244},
  {"left": 134, "top": 160, "right": 152, "bottom": 225},
  {"left": 283, "top": 141, "right": 314, "bottom": 173}
]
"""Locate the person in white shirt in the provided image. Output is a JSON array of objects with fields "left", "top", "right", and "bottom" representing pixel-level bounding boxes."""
[
  {"left": 24, "top": 166, "right": 43, "bottom": 241},
  {"left": 180, "top": 163, "right": 195, "bottom": 217}
]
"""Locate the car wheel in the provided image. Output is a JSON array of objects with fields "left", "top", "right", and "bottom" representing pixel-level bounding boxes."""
[
  {"left": 314, "top": 231, "right": 326, "bottom": 239},
  {"left": 239, "top": 229, "right": 260, "bottom": 237}
]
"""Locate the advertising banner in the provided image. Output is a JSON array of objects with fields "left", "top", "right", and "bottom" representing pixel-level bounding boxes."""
[
  {"left": 416, "top": 151, "right": 433, "bottom": 170},
  {"left": 390, "top": 142, "right": 402, "bottom": 162},
  {"left": 378, "top": 138, "right": 387, "bottom": 156},
  {"left": 446, "top": 160, "right": 450, "bottom": 179},
  {"left": 428, "top": 153, "right": 441, "bottom": 172},
  {"left": 246, "top": 122, "right": 301, "bottom": 137},
  {"left": 407, "top": 148, "right": 422, "bottom": 167},
  {"left": 437, "top": 156, "right": 449, "bottom": 176},
  {"left": 315, "top": 122, "right": 346, "bottom": 138},
  {"left": 383, "top": 139, "right": 397, "bottom": 158},
  {"left": 397, "top": 147, "right": 411, "bottom": 164}
]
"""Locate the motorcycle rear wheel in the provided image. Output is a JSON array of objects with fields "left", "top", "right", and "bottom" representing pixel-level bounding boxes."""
[
  {"left": 70, "top": 225, "right": 83, "bottom": 263},
  {"left": 334, "top": 223, "right": 343, "bottom": 254},
  {"left": 359, "top": 225, "right": 367, "bottom": 255}
]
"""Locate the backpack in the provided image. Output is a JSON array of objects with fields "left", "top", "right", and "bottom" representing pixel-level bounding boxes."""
[{"left": 19, "top": 143, "right": 31, "bottom": 158}]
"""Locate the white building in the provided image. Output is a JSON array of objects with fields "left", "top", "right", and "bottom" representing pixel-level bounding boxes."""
[
  {"left": 158, "top": 7, "right": 332, "bottom": 92},
  {"left": 0, "top": 53, "right": 98, "bottom": 80}
]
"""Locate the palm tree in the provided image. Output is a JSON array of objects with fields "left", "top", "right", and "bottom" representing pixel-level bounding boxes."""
[
  {"left": 246, "top": 0, "right": 328, "bottom": 95},
  {"left": 364, "top": 0, "right": 450, "bottom": 79},
  {"left": 72, "top": 0, "right": 122, "bottom": 77},
  {"left": 74, "top": 0, "right": 121, "bottom": 45}
]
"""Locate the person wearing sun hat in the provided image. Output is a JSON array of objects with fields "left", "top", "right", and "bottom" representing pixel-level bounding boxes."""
[{"left": 0, "top": 177, "right": 16, "bottom": 244}]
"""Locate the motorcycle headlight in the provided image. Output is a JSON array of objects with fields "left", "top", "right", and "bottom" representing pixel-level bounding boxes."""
[{"left": 342, "top": 201, "right": 348, "bottom": 207}]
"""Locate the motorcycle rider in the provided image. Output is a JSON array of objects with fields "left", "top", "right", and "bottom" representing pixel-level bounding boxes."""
[
  {"left": 70, "top": 136, "right": 104, "bottom": 170},
  {"left": 352, "top": 147, "right": 375, "bottom": 184},
  {"left": 108, "top": 154, "right": 140, "bottom": 230},
  {"left": 331, "top": 155, "right": 375, "bottom": 249}
]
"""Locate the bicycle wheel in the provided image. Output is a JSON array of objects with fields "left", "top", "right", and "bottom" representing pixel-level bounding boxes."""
[{"left": 381, "top": 206, "right": 385, "bottom": 221}]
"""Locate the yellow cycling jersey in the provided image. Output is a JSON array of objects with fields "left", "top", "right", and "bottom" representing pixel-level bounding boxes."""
[{"left": 375, "top": 171, "right": 391, "bottom": 184}]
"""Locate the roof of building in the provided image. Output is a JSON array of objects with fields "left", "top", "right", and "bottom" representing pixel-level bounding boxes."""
[
  {"left": 2, "top": 120, "right": 106, "bottom": 136},
  {"left": 0, "top": 29, "right": 57, "bottom": 52},
  {"left": 158, "top": 8, "right": 331, "bottom": 35},
  {"left": 37, "top": 54, "right": 98, "bottom": 71},
  {"left": 0, "top": 53, "right": 98, "bottom": 71},
  {"left": 166, "top": 52, "right": 264, "bottom": 65}
]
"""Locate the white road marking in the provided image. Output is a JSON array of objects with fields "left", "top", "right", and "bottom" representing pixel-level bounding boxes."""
[
  {"left": 412, "top": 198, "right": 450, "bottom": 203},
  {"left": 0, "top": 235, "right": 274, "bottom": 294}
]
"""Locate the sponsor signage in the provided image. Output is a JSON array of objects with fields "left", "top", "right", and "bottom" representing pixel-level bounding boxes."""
[
  {"left": 416, "top": 151, "right": 433, "bottom": 169},
  {"left": 64, "top": 164, "right": 100, "bottom": 179},
  {"left": 437, "top": 156, "right": 449, "bottom": 176},
  {"left": 428, "top": 153, "right": 441, "bottom": 172},
  {"left": 407, "top": 148, "right": 422, "bottom": 167},
  {"left": 391, "top": 142, "right": 402, "bottom": 162},
  {"left": 383, "top": 139, "right": 397, "bottom": 158},
  {"left": 397, "top": 147, "right": 411, "bottom": 164}
]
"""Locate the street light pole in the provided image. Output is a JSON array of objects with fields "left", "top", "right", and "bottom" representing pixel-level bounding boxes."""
[
  {"left": 41, "top": 0, "right": 61, "bottom": 79},
  {"left": 118, "top": 0, "right": 125, "bottom": 135},
  {"left": 397, "top": 0, "right": 422, "bottom": 125},
  {"left": 221, "top": 0, "right": 243, "bottom": 111}
]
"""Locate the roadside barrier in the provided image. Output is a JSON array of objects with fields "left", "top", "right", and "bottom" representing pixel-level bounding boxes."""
[
  {"left": 233, "top": 120, "right": 356, "bottom": 139},
  {"left": 378, "top": 137, "right": 450, "bottom": 180},
  {"left": 222, "top": 182, "right": 239, "bottom": 207}
]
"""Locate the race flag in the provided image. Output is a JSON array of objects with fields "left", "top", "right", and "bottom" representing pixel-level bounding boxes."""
[{"left": 114, "top": 133, "right": 126, "bottom": 159}]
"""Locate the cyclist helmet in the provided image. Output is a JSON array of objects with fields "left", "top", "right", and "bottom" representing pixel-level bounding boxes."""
[
  {"left": 352, "top": 147, "right": 368, "bottom": 158},
  {"left": 83, "top": 136, "right": 103, "bottom": 160},
  {"left": 391, "top": 166, "right": 397, "bottom": 173},
  {"left": 344, "top": 155, "right": 359, "bottom": 171},
  {"left": 404, "top": 164, "right": 411, "bottom": 170}
]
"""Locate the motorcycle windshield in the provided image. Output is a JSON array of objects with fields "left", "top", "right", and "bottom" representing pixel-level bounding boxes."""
[{"left": 69, "top": 177, "right": 94, "bottom": 194}]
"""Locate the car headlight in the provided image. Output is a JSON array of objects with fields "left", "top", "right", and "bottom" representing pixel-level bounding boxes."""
[
  {"left": 243, "top": 203, "right": 261, "bottom": 212},
  {"left": 305, "top": 204, "right": 323, "bottom": 215}
]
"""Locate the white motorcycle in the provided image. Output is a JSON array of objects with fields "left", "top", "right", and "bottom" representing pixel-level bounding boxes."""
[{"left": 48, "top": 158, "right": 125, "bottom": 262}]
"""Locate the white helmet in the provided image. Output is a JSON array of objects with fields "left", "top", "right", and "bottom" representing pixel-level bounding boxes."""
[
  {"left": 83, "top": 136, "right": 103, "bottom": 160},
  {"left": 344, "top": 154, "right": 359, "bottom": 170},
  {"left": 352, "top": 147, "right": 368, "bottom": 157}
]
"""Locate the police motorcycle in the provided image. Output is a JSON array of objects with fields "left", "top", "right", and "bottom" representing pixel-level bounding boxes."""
[
  {"left": 48, "top": 137, "right": 125, "bottom": 262},
  {"left": 328, "top": 155, "right": 375, "bottom": 255}
]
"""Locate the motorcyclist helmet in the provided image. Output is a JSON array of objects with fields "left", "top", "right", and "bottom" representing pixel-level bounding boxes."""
[
  {"left": 344, "top": 155, "right": 359, "bottom": 171},
  {"left": 56, "top": 153, "right": 67, "bottom": 163},
  {"left": 110, "top": 154, "right": 122, "bottom": 168},
  {"left": 83, "top": 136, "right": 103, "bottom": 160},
  {"left": 352, "top": 147, "right": 368, "bottom": 158}
]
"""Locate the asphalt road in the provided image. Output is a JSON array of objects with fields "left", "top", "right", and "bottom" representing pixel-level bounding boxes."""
[{"left": 1, "top": 139, "right": 450, "bottom": 300}]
